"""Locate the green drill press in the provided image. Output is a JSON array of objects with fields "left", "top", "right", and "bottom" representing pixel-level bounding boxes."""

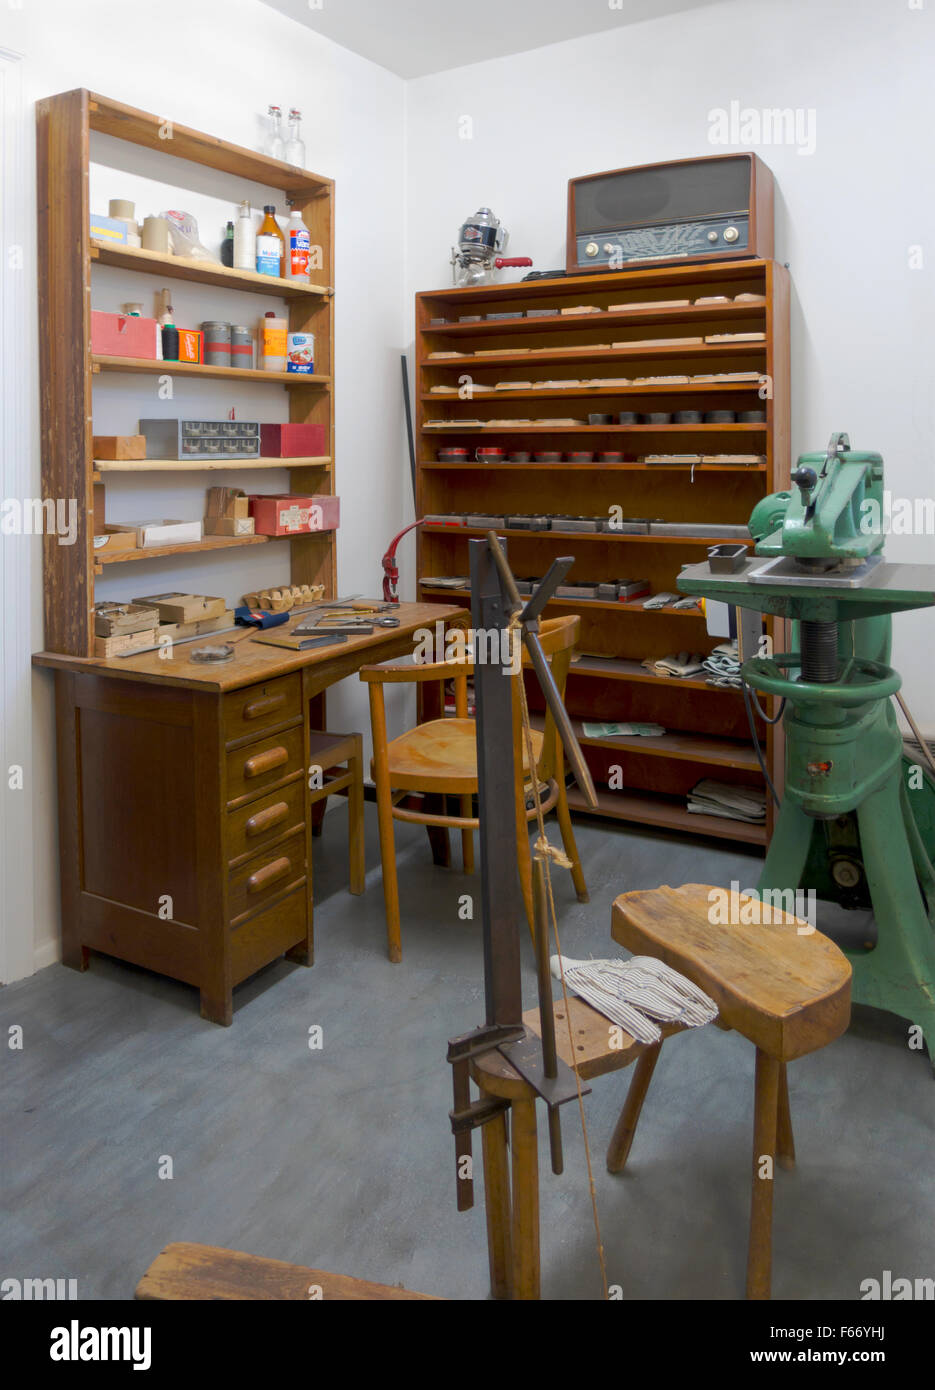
[{"left": 678, "top": 433, "right": 935, "bottom": 1061}]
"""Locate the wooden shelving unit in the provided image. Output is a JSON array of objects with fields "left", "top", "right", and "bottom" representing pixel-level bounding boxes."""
[
  {"left": 414, "top": 258, "right": 790, "bottom": 845},
  {"left": 37, "top": 89, "right": 336, "bottom": 658}
]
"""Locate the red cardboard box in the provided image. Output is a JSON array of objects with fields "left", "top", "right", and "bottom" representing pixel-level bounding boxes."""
[
  {"left": 91, "top": 311, "right": 161, "bottom": 360},
  {"left": 248, "top": 494, "right": 340, "bottom": 536},
  {"left": 258, "top": 423, "right": 327, "bottom": 458}
]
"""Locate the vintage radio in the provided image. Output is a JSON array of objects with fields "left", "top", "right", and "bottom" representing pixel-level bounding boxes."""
[{"left": 566, "top": 154, "right": 773, "bottom": 274}]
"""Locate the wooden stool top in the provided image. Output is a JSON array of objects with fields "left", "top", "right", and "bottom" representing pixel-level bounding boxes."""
[
  {"left": 471, "top": 995, "right": 687, "bottom": 1100},
  {"left": 135, "top": 1242, "right": 439, "bottom": 1301},
  {"left": 612, "top": 884, "right": 851, "bottom": 1061}
]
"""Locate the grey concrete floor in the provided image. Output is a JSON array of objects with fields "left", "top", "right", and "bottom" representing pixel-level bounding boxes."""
[{"left": 1, "top": 808, "right": 933, "bottom": 1301}]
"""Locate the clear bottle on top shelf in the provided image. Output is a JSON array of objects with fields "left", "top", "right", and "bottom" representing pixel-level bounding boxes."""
[
  {"left": 265, "top": 105, "right": 284, "bottom": 160},
  {"left": 284, "top": 108, "right": 305, "bottom": 167}
]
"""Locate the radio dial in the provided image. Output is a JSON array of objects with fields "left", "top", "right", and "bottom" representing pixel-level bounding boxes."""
[
  {"left": 707, "top": 230, "right": 719, "bottom": 242},
  {"left": 603, "top": 242, "right": 616, "bottom": 255},
  {"left": 723, "top": 225, "right": 740, "bottom": 243},
  {"left": 585, "top": 241, "right": 599, "bottom": 258}
]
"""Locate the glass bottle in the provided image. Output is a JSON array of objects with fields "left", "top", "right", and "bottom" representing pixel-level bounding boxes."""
[
  {"left": 256, "top": 205, "right": 285, "bottom": 278},
  {"left": 220, "top": 221, "right": 234, "bottom": 267},
  {"left": 265, "top": 105, "right": 284, "bottom": 161},
  {"left": 284, "top": 108, "right": 305, "bottom": 167}
]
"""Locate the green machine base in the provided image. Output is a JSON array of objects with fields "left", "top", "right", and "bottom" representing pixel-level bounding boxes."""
[{"left": 678, "top": 433, "right": 935, "bottom": 1065}]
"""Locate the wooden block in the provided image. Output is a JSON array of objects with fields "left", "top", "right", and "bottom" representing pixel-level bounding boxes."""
[
  {"left": 94, "top": 602, "right": 160, "bottom": 637},
  {"left": 135, "top": 1242, "right": 440, "bottom": 1301},
  {"left": 131, "top": 593, "right": 227, "bottom": 623},
  {"left": 92, "top": 434, "right": 146, "bottom": 460}
]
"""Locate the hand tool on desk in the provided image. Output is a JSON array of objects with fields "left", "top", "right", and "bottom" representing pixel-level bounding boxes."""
[{"left": 678, "top": 431, "right": 935, "bottom": 1062}]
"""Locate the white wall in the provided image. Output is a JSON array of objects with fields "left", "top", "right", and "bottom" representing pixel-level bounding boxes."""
[
  {"left": 405, "top": 0, "right": 935, "bottom": 696},
  {"left": 1, "top": 0, "right": 410, "bottom": 977}
]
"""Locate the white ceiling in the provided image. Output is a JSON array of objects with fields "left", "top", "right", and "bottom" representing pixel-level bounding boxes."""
[{"left": 261, "top": 0, "right": 717, "bottom": 79}]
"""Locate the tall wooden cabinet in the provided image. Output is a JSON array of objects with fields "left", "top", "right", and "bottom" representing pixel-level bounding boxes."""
[
  {"left": 414, "top": 259, "right": 790, "bottom": 846},
  {"left": 36, "top": 89, "right": 336, "bottom": 658}
]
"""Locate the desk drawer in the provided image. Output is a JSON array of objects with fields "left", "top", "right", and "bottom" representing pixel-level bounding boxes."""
[
  {"left": 223, "top": 673, "right": 302, "bottom": 745},
  {"left": 228, "top": 829, "right": 306, "bottom": 924},
  {"left": 231, "top": 883, "right": 307, "bottom": 986},
  {"left": 226, "top": 724, "right": 304, "bottom": 807},
  {"left": 226, "top": 780, "right": 306, "bottom": 868}
]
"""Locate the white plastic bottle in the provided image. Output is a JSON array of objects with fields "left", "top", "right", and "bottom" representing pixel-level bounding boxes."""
[
  {"left": 233, "top": 199, "right": 256, "bottom": 272},
  {"left": 261, "top": 310, "right": 287, "bottom": 373},
  {"left": 287, "top": 209, "right": 311, "bottom": 282}
]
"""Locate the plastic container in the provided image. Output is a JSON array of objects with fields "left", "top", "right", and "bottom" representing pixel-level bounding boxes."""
[
  {"left": 286, "top": 331, "right": 314, "bottom": 374},
  {"left": 287, "top": 209, "right": 311, "bottom": 281},
  {"left": 233, "top": 200, "right": 256, "bottom": 272},
  {"left": 261, "top": 312, "right": 287, "bottom": 372}
]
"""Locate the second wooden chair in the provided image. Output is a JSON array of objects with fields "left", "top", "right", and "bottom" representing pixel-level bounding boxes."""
[{"left": 360, "top": 615, "right": 588, "bottom": 961}]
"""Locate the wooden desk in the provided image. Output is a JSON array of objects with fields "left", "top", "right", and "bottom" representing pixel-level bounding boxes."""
[{"left": 33, "top": 603, "right": 466, "bottom": 1024}]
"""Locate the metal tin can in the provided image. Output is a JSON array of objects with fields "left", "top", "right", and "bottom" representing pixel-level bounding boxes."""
[
  {"left": 230, "top": 325, "right": 253, "bottom": 369},
  {"left": 201, "top": 321, "right": 230, "bottom": 367},
  {"left": 287, "top": 331, "right": 315, "bottom": 374}
]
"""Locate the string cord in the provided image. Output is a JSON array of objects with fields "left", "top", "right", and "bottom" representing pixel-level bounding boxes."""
[{"left": 510, "top": 616, "right": 610, "bottom": 1300}]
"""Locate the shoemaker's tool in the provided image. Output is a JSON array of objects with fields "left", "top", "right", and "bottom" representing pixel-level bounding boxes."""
[
  {"left": 678, "top": 433, "right": 935, "bottom": 1060},
  {"left": 382, "top": 520, "right": 424, "bottom": 603},
  {"left": 447, "top": 534, "right": 598, "bottom": 1211},
  {"left": 450, "top": 207, "right": 532, "bottom": 287}
]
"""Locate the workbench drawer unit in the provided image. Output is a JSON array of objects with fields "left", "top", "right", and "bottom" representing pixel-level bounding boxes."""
[{"left": 53, "top": 669, "right": 312, "bottom": 1026}]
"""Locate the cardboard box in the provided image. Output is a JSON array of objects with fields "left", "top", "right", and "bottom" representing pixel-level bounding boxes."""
[
  {"left": 248, "top": 494, "right": 340, "bottom": 536},
  {"left": 203, "top": 487, "right": 255, "bottom": 537},
  {"left": 92, "top": 524, "right": 138, "bottom": 554},
  {"left": 92, "top": 434, "right": 147, "bottom": 460},
  {"left": 132, "top": 593, "right": 228, "bottom": 624},
  {"left": 258, "top": 423, "right": 327, "bottom": 458},
  {"left": 91, "top": 311, "right": 161, "bottom": 361},
  {"left": 90, "top": 214, "right": 129, "bottom": 245},
  {"left": 131, "top": 519, "right": 203, "bottom": 548},
  {"left": 178, "top": 329, "right": 203, "bottom": 364}
]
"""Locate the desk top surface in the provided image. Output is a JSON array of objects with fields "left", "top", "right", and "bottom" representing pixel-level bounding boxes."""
[{"left": 33, "top": 602, "right": 467, "bottom": 693}]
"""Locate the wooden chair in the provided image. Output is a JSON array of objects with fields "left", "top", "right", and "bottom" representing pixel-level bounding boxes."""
[
  {"left": 471, "top": 882, "right": 851, "bottom": 1300},
  {"left": 360, "top": 615, "right": 588, "bottom": 962}
]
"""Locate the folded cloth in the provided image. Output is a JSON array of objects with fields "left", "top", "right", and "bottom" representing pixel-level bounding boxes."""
[
  {"left": 643, "top": 651, "right": 706, "bottom": 678},
  {"left": 688, "top": 777, "right": 767, "bottom": 822},
  {"left": 703, "top": 640, "right": 742, "bottom": 688},
  {"left": 551, "top": 953, "right": 718, "bottom": 1044},
  {"left": 642, "top": 591, "right": 679, "bottom": 609}
]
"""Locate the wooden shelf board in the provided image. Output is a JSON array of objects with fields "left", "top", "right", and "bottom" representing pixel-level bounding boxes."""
[
  {"left": 531, "top": 712, "right": 759, "bottom": 771},
  {"left": 95, "top": 534, "right": 275, "bottom": 565},
  {"left": 422, "top": 525, "right": 745, "bottom": 546},
  {"left": 565, "top": 783, "right": 766, "bottom": 845},
  {"left": 421, "top": 343, "right": 766, "bottom": 370},
  {"left": 423, "top": 301, "right": 766, "bottom": 337},
  {"left": 418, "top": 584, "right": 708, "bottom": 618},
  {"left": 420, "top": 383, "right": 764, "bottom": 403},
  {"left": 91, "top": 240, "right": 329, "bottom": 298},
  {"left": 422, "top": 423, "right": 765, "bottom": 434},
  {"left": 570, "top": 655, "right": 740, "bottom": 694},
  {"left": 421, "top": 461, "right": 765, "bottom": 473},
  {"left": 92, "top": 355, "right": 331, "bottom": 387},
  {"left": 94, "top": 456, "right": 331, "bottom": 472},
  {"left": 88, "top": 91, "right": 329, "bottom": 197},
  {"left": 418, "top": 259, "right": 769, "bottom": 306}
]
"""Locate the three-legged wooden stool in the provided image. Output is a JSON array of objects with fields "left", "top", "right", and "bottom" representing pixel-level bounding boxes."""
[
  {"left": 307, "top": 730, "right": 366, "bottom": 896},
  {"left": 471, "top": 882, "right": 851, "bottom": 1301}
]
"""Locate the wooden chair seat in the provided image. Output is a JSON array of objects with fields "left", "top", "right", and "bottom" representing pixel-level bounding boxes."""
[
  {"left": 611, "top": 883, "right": 851, "bottom": 1060},
  {"left": 381, "top": 718, "right": 542, "bottom": 794}
]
